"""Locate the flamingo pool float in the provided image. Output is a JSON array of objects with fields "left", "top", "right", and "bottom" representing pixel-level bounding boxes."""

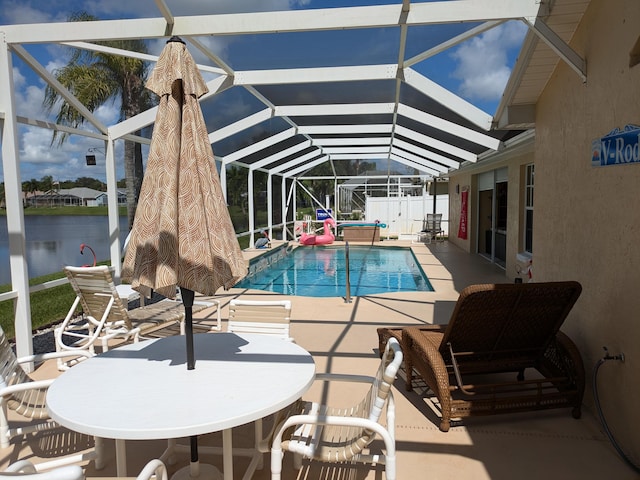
[
  {"left": 299, "top": 218, "right": 336, "bottom": 245},
  {"left": 80, "top": 243, "right": 97, "bottom": 267}
]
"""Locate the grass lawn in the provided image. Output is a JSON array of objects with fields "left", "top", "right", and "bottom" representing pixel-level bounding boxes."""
[
  {"left": 15, "top": 206, "right": 128, "bottom": 216},
  {"left": 0, "top": 270, "right": 78, "bottom": 341}
]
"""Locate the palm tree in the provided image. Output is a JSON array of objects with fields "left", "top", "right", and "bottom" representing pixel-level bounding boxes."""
[
  {"left": 23, "top": 178, "right": 39, "bottom": 207},
  {"left": 43, "top": 12, "right": 153, "bottom": 229}
]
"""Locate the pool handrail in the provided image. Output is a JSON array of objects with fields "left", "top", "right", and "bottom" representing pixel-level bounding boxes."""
[{"left": 345, "top": 241, "right": 352, "bottom": 303}]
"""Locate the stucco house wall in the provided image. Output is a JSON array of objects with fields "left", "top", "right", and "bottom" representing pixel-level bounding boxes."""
[
  {"left": 447, "top": 0, "right": 640, "bottom": 460},
  {"left": 534, "top": 0, "right": 640, "bottom": 457},
  {"left": 447, "top": 139, "right": 534, "bottom": 281}
]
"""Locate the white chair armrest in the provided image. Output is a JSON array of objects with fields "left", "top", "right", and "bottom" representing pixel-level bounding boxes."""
[
  {"left": 4, "top": 460, "right": 38, "bottom": 473},
  {"left": 136, "top": 459, "right": 168, "bottom": 480},
  {"left": 3, "top": 461, "right": 84, "bottom": 480},
  {"left": 278, "top": 413, "right": 384, "bottom": 430},
  {"left": 16, "top": 350, "right": 93, "bottom": 365},
  {"left": 314, "top": 373, "right": 375, "bottom": 384},
  {"left": 272, "top": 412, "right": 395, "bottom": 452},
  {"left": 0, "top": 379, "right": 55, "bottom": 398}
]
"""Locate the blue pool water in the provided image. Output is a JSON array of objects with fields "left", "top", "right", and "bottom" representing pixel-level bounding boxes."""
[{"left": 234, "top": 245, "right": 433, "bottom": 297}]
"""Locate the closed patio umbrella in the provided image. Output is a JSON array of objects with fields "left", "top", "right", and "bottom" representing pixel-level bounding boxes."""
[
  {"left": 122, "top": 36, "right": 247, "bottom": 477},
  {"left": 123, "top": 36, "right": 246, "bottom": 364}
]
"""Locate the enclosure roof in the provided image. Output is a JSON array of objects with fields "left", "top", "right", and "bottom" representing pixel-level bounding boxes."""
[{"left": 1, "top": 0, "right": 588, "bottom": 180}]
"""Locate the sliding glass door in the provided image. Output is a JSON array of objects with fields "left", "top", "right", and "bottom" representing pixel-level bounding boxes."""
[{"left": 477, "top": 169, "right": 508, "bottom": 268}]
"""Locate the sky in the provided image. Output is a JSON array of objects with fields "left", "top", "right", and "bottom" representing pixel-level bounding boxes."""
[{"left": 0, "top": 0, "right": 527, "bottom": 185}]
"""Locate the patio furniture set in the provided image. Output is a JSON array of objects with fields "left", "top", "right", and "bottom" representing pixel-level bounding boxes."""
[
  {"left": 1, "top": 265, "right": 405, "bottom": 479},
  {"left": 0, "top": 264, "right": 585, "bottom": 479}
]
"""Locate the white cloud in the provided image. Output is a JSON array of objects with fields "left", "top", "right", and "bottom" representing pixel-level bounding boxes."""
[
  {"left": 15, "top": 85, "right": 48, "bottom": 120},
  {"left": 12, "top": 67, "right": 26, "bottom": 89},
  {"left": 45, "top": 58, "right": 66, "bottom": 76},
  {"left": 93, "top": 102, "right": 121, "bottom": 126},
  {"left": 450, "top": 21, "right": 527, "bottom": 102},
  {"left": 1, "top": 1, "right": 56, "bottom": 24},
  {"left": 3, "top": 69, "right": 124, "bottom": 184}
]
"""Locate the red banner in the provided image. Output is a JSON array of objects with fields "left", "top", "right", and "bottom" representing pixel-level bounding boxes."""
[{"left": 458, "top": 189, "right": 468, "bottom": 239}]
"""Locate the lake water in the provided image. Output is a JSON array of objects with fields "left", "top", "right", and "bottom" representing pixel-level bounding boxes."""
[{"left": 0, "top": 215, "right": 129, "bottom": 285}]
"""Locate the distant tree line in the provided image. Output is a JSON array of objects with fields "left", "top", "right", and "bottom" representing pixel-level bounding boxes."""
[
  {"left": 0, "top": 176, "right": 130, "bottom": 209},
  {"left": 18, "top": 175, "right": 126, "bottom": 195}
]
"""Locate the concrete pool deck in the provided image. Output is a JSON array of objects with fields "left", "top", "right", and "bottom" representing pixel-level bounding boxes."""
[{"left": 4, "top": 239, "right": 636, "bottom": 479}]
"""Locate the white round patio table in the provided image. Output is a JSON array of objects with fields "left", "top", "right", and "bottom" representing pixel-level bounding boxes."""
[{"left": 47, "top": 332, "right": 316, "bottom": 480}]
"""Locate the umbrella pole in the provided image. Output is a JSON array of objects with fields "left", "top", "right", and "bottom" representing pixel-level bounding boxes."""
[
  {"left": 180, "top": 287, "right": 196, "bottom": 370},
  {"left": 189, "top": 435, "right": 200, "bottom": 475},
  {"left": 181, "top": 287, "right": 200, "bottom": 475}
]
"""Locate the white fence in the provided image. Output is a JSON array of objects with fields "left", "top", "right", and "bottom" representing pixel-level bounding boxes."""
[{"left": 365, "top": 195, "right": 449, "bottom": 238}]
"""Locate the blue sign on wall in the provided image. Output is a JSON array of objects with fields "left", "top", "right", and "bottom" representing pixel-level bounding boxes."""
[
  {"left": 591, "top": 124, "right": 640, "bottom": 167},
  {"left": 316, "top": 208, "right": 333, "bottom": 221}
]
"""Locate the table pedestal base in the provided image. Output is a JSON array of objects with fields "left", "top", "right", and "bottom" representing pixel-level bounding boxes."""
[{"left": 171, "top": 462, "right": 222, "bottom": 480}]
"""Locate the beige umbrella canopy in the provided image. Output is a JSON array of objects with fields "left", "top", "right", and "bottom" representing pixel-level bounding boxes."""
[{"left": 123, "top": 37, "right": 246, "bottom": 302}]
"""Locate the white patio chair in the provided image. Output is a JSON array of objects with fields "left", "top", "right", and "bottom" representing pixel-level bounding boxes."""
[
  {"left": 425, "top": 213, "right": 444, "bottom": 243},
  {"left": 55, "top": 266, "right": 212, "bottom": 370},
  {"left": 271, "top": 337, "right": 403, "bottom": 480},
  {"left": 411, "top": 218, "right": 432, "bottom": 244},
  {"left": 412, "top": 214, "right": 443, "bottom": 244},
  {"left": 220, "top": 299, "right": 294, "bottom": 473},
  {"left": 1, "top": 462, "right": 83, "bottom": 480},
  {"left": 0, "top": 326, "right": 98, "bottom": 470},
  {"left": 227, "top": 299, "right": 293, "bottom": 342},
  {"left": 2, "top": 458, "right": 168, "bottom": 480}
]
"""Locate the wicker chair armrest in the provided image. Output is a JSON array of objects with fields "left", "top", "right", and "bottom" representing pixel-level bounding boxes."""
[
  {"left": 377, "top": 325, "right": 446, "bottom": 358},
  {"left": 542, "top": 331, "right": 586, "bottom": 397},
  {"left": 408, "top": 325, "right": 448, "bottom": 332},
  {"left": 403, "top": 327, "right": 452, "bottom": 425},
  {"left": 403, "top": 327, "right": 448, "bottom": 375}
]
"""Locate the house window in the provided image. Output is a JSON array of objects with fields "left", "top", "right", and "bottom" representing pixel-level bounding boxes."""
[{"left": 524, "top": 164, "right": 534, "bottom": 253}]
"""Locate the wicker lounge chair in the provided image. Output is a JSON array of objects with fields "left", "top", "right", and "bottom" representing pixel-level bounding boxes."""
[{"left": 378, "top": 281, "right": 585, "bottom": 432}]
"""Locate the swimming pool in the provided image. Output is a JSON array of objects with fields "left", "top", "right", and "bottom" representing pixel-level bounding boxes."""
[{"left": 234, "top": 244, "right": 433, "bottom": 297}]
